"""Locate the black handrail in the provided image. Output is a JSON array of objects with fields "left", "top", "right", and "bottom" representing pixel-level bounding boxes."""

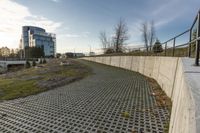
[
  {"left": 129, "top": 10, "right": 200, "bottom": 66},
  {"left": 161, "top": 29, "right": 190, "bottom": 45}
]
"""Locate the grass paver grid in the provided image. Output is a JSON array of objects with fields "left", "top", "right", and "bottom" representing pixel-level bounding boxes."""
[{"left": 0, "top": 60, "right": 170, "bottom": 133}]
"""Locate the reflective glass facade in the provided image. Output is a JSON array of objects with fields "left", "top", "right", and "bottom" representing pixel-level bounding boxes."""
[{"left": 21, "top": 26, "right": 56, "bottom": 57}]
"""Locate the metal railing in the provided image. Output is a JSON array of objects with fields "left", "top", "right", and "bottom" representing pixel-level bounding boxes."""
[
  {"left": 0, "top": 58, "right": 26, "bottom": 61},
  {"left": 0, "top": 58, "right": 39, "bottom": 61},
  {"left": 130, "top": 10, "right": 200, "bottom": 66}
]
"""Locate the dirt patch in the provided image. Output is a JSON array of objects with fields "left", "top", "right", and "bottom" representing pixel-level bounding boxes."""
[
  {"left": 146, "top": 77, "right": 172, "bottom": 111},
  {"left": 37, "top": 76, "right": 82, "bottom": 89}
]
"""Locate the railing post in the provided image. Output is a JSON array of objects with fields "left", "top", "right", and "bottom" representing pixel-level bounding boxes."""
[
  {"left": 165, "top": 42, "right": 167, "bottom": 56},
  {"left": 172, "top": 38, "right": 176, "bottom": 56},
  {"left": 195, "top": 11, "right": 200, "bottom": 66},
  {"left": 188, "top": 29, "right": 192, "bottom": 57}
]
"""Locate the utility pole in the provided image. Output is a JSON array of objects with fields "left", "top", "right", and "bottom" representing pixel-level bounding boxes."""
[{"left": 88, "top": 45, "right": 91, "bottom": 56}]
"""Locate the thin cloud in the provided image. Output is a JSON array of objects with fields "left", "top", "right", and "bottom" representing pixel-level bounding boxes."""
[
  {"left": 60, "top": 32, "right": 90, "bottom": 38},
  {"left": 65, "top": 34, "right": 81, "bottom": 38},
  {"left": 150, "top": 0, "right": 191, "bottom": 28},
  {"left": 128, "top": 0, "right": 191, "bottom": 46},
  {"left": 82, "top": 32, "right": 90, "bottom": 37},
  {"left": 51, "top": 0, "right": 60, "bottom": 3},
  {"left": 128, "top": 20, "right": 143, "bottom": 44}
]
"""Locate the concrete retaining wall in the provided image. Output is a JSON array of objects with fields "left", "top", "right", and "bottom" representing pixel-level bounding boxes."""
[
  {"left": 82, "top": 56, "right": 200, "bottom": 133},
  {"left": 0, "top": 60, "right": 26, "bottom": 70}
]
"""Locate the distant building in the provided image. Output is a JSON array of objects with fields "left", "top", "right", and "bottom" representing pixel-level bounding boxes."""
[
  {"left": 75, "top": 53, "right": 85, "bottom": 57},
  {"left": 0, "top": 47, "right": 10, "bottom": 57},
  {"left": 89, "top": 52, "right": 95, "bottom": 56},
  {"left": 20, "top": 26, "right": 56, "bottom": 57},
  {"left": 65, "top": 52, "right": 74, "bottom": 58},
  {"left": 65, "top": 52, "right": 85, "bottom": 58}
]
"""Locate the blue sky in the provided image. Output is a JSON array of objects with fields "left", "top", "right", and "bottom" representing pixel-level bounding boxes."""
[{"left": 0, "top": 0, "right": 199, "bottom": 54}]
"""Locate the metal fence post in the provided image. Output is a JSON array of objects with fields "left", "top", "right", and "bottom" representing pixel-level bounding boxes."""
[
  {"left": 188, "top": 29, "right": 192, "bottom": 57},
  {"left": 172, "top": 38, "right": 176, "bottom": 56},
  {"left": 195, "top": 11, "right": 200, "bottom": 66}
]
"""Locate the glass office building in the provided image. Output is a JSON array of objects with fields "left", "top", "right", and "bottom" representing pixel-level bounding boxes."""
[{"left": 20, "top": 26, "right": 56, "bottom": 57}]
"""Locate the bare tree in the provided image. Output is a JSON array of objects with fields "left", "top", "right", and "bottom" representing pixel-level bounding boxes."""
[
  {"left": 141, "top": 21, "right": 156, "bottom": 52},
  {"left": 141, "top": 22, "right": 149, "bottom": 52},
  {"left": 99, "top": 31, "right": 109, "bottom": 53},
  {"left": 113, "top": 19, "right": 129, "bottom": 53},
  {"left": 149, "top": 21, "right": 156, "bottom": 51}
]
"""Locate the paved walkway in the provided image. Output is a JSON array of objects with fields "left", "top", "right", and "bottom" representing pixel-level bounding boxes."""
[{"left": 0, "top": 60, "right": 170, "bottom": 133}]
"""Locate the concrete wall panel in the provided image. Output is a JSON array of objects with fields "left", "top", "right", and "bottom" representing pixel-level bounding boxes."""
[
  {"left": 119, "top": 56, "right": 127, "bottom": 68},
  {"left": 102, "top": 57, "right": 106, "bottom": 64},
  {"left": 152, "top": 57, "right": 161, "bottom": 81},
  {"left": 138, "top": 56, "right": 146, "bottom": 74},
  {"left": 131, "top": 56, "right": 140, "bottom": 72},
  {"left": 156, "top": 57, "right": 178, "bottom": 97},
  {"left": 95, "top": 57, "right": 102, "bottom": 63},
  {"left": 85, "top": 57, "right": 89, "bottom": 61},
  {"left": 110, "top": 56, "right": 120, "bottom": 67},
  {"left": 120, "top": 56, "right": 132, "bottom": 70},
  {"left": 170, "top": 76, "right": 195, "bottom": 133},
  {"left": 90, "top": 57, "right": 95, "bottom": 62},
  {"left": 143, "top": 56, "right": 155, "bottom": 78},
  {"left": 105, "top": 56, "right": 111, "bottom": 65},
  {"left": 125, "top": 56, "right": 133, "bottom": 70}
]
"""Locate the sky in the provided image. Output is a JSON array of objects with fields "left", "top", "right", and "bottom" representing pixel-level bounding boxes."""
[{"left": 0, "top": 0, "right": 199, "bottom": 54}]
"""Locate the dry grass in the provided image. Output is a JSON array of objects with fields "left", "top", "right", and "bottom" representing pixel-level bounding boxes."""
[
  {"left": 146, "top": 77, "right": 172, "bottom": 110},
  {"left": 0, "top": 59, "right": 92, "bottom": 101}
]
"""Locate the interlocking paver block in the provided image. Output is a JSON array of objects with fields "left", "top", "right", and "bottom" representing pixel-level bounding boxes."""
[{"left": 0, "top": 60, "right": 170, "bottom": 133}]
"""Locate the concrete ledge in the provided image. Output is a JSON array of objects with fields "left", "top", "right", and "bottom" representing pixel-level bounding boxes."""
[{"left": 81, "top": 56, "right": 200, "bottom": 133}]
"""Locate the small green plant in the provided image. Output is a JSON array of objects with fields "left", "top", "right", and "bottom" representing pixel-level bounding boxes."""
[
  {"left": 164, "top": 121, "right": 170, "bottom": 133},
  {"left": 121, "top": 112, "right": 130, "bottom": 118},
  {"left": 153, "top": 39, "right": 163, "bottom": 53}
]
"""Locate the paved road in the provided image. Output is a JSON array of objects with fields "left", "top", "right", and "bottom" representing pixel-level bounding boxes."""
[{"left": 0, "top": 60, "right": 170, "bottom": 133}]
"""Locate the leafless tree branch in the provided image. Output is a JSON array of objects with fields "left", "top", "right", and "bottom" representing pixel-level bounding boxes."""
[
  {"left": 149, "top": 21, "right": 156, "bottom": 51},
  {"left": 141, "top": 21, "right": 149, "bottom": 52},
  {"left": 99, "top": 31, "right": 109, "bottom": 53},
  {"left": 140, "top": 21, "right": 156, "bottom": 52},
  {"left": 113, "top": 19, "right": 129, "bottom": 53}
]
